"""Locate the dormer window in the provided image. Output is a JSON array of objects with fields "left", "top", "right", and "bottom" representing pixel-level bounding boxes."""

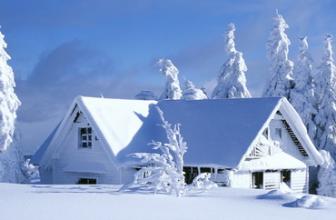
[{"left": 79, "top": 127, "right": 92, "bottom": 148}]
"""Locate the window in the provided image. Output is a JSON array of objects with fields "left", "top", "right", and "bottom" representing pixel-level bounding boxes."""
[
  {"left": 252, "top": 172, "right": 263, "bottom": 189},
  {"left": 263, "top": 128, "right": 269, "bottom": 139},
  {"left": 275, "top": 128, "right": 282, "bottom": 139},
  {"left": 79, "top": 127, "right": 92, "bottom": 148},
  {"left": 183, "top": 166, "right": 199, "bottom": 184},
  {"left": 77, "top": 178, "right": 97, "bottom": 184},
  {"left": 281, "top": 170, "right": 291, "bottom": 186},
  {"left": 200, "top": 167, "right": 212, "bottom": 173}
]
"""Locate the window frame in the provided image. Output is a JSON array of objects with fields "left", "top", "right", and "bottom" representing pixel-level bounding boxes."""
[{"left": 78, "top": 127, "right": 93, "bottom": 149}]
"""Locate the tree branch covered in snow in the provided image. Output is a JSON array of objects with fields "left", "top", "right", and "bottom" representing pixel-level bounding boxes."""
[
  {"left": 127, "top": 107, "right": 187, "bottom": 196},
  {"left": 315, "top": 35, "right": 336, "bottom": 156},
  {"left": 0, "top": 29, "right": 21, "bottom": 152},
  {"left": 290, "top": 37, "right": 318, "bottom": 142},
  {"left": 263, "top": 11, "right": 294, "bottom": 99},
  {"left": 158, "top": 59, "right": 182, "bottom": 100},
  {"left": 212, "top": 23, "right": 251, "bottom": 99}
]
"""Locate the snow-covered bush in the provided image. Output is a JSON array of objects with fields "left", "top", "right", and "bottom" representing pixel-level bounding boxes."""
[
  {"left": 128, "top": 107, "right": 187, "bottom": 196},
  {"left": 290, "top": 37, "right": 318, "bottom": 141},
  {"left": 263, "top": 11, "right": 294, "bottom": 99},
  {"left": 317, "top": 150, "right": 336, "bottom": 197},
  {"left": 0, "top": 29, "right": 21, "bottom": 152},
  {"left": 182, "top": 80, "right": 208, "bottom": 100},
  {"left": 21, "top": 159, "right": 40, "bottom": 183},
  {"left": 212, "top": 23, "right": 251, "bottom": 99},
  {"left": 135, "top": 90, "right": 157, "bottom": 100},
  {"left": 188, "top": 173, "right": 217, "bottom": 192},
  {"left": 157, "top": 59, "right": 182, "bottom": 100},
  {"left": 315, "top": 35, "right": 336, "bottom": 156}
]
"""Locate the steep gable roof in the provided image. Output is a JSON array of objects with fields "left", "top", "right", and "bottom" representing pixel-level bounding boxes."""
[{"left": 35, "top": 96, "right": 323, "bottom": 168}]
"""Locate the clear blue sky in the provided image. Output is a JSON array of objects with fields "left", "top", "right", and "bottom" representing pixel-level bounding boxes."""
[{"left": 0, "top": 0, "right": 335, "bottom": 125}]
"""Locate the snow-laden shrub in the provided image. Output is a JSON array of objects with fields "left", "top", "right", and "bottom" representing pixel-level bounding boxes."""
[
  {"left": 317, "top": 150, "right": 336, "bottom": 197},
  {"left": 188, "top": 173, "right": 217, "bottom": 192},
  {"left": 157, "top": 59, "right": 182, "bottom": 100},
  {"left": 212, "top": 23, "right": 251, "bottom": 99},
  {"left": 128, "top": 107, "right": 187, "bottom": 197},
  {"left": 21, "top": 159, "right": 40, "bottom": 183},
  {"left": 182, "top": 80, "right": 208, "bottom": 100}
]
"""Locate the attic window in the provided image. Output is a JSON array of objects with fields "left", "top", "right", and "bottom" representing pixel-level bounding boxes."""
[
  {"left": 79, "top": 127, "right": 92, "bottom": 149},
  {"left": 263, "top": 128, "right": 269, "bottom": 139}
]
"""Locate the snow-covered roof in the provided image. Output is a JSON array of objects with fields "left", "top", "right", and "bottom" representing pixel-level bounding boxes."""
[{"left": 35, "top": 96, "right": 323, "bottom": 168}]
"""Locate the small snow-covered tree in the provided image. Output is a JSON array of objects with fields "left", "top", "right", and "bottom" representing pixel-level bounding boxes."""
[
  {"left": 290, "top": 37, "right": 318, "bottom": 141},
  {"left": 263, "top": 11, "right": 294, "bottom": 99},
  {"left": 212, "top": 23, "right": 251, "bottom": 99},
  {"left": 183, "top": 80, "right": 208, "bottom": 100},
  {"left": 0, "top": 29, "right": 21, "bottom": 152},
  {"left": 315, "top": 35, "right": 336, "bottom": 155},
  {"left": 129, "top": 107, "right": 187, "bottom": 196},
  {"left": 135, "top": 90, "right": 157, "bottom": 100},
  {"left": 317, "top": 150, "right": 336, "bottom": 197},
  {"left": 158, "top": 59, "right": 182, "bottom": 100}
]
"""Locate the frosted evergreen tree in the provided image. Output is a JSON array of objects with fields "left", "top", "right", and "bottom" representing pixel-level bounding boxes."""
[
  {"left": 290, "top": 37, "right": 318, "bottom": 141},
  {"left": 212, "top": 23, "right": 251, "bottom": 99},
  {"left": 183, "top": 80, "right": 208, "bottom": 100},
  {"left": 157, "top": 59, "right": 182, "bottom": 100},
  {"left": 0, "top": 29, "right": 21, "bottom": 152},
  {"left": 263, "top": 11, "right": 294, "bottom": 99},
  {"left": 315, "top": 35, "right": 336, "bottom": 156},
  {"left": 317, "top": 150, "right": 336, "bottom": 197},
  {"left": 126, "top": 107, "right": 187, "bottom": 197}
]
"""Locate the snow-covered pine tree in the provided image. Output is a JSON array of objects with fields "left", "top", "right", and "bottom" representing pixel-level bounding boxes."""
[
  {"left": 157, "top": 59, "right": 182, "bottom": 100},
  {"left": 0, "top": 29, "right": 23, "bottom": 182},
  {"left": 315, "top": 35, "right": 336, "bottom": 156},
  {"left": 212, "top": 23, "right": 251, "bottom": 99},
  {"left": 183, "top": 80, "right": 208, "bottom": 100},
  {"left": 128, "top": 107, "right": 187, "bottom": 196},
  {"left": 263, "top": 11, "right": 294, "bottom": 99},
  {"left": 290, "top": 37, "right": 318, "bottom": 141},
  {"left": 0, "top": 29, "right": 21, "bottom": 152},
  {"left": 317, "top": 150, "right": 336, "bottom": 197}
]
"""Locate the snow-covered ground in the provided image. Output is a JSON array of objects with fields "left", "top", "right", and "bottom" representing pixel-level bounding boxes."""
[{"left": 0, "top": 183, "right": 335, "bottom": 220}]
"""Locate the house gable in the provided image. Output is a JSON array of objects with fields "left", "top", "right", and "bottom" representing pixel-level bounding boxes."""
[
  {"left": 38, "top": 97, "right": 117, "bottom": 169},
  {"left": 238, "top": 98, "right": 323, "bottom": 170}
]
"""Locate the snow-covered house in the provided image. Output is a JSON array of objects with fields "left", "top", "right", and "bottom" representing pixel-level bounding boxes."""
[{"left": 32, "top": 96, "right": 323, "bottom": 193}]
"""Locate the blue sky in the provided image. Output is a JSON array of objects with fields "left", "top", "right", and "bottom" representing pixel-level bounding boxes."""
[{"left": 0, "top": 0, "right": 335, "bottom": 151}]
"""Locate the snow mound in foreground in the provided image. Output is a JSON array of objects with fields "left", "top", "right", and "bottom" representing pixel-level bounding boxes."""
[
  {"left": 257, "top": 190, "right": 297, "bottom": 200},
  {"left": 257, "top": 183, "right": 296, "bottom": 200},
  {"left": 285, "top": 195, "right": 327, "bottom": 209}
]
